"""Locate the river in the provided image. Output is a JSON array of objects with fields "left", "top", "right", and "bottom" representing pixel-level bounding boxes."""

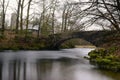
[{"left": 0, "top": 48, "right": 120, "bottom": 80}]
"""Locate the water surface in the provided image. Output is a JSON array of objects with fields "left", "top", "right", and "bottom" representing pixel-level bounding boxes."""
[{"left": 0, "top": 48, "right": 120, "bottom": 80}]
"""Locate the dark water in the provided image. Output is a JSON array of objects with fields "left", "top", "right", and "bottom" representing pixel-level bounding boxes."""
[{"left": 0, "top": 48, "right": 120, "bottom": 80}]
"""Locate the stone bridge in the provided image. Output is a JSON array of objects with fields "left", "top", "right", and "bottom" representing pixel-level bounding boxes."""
[{"left": 49, "top": 30, "right": 116, "bottom": 49}]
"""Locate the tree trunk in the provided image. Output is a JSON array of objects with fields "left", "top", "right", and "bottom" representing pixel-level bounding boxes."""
[
  {"left": 61, "top": 6, "right": 66, "bottom": 32},
  {"left": 16, "top": 0, "right": 21, "bottom": 34},
  {"left": 25, "top": 0, "right": 32, "bottom": 37},
  {"left": 20, "top": 0, "right": 25, "bottom": 33},
  {"left": 37, "top": 15, "right": 42, "bottom": 38},
  {"left": 52, "top": 9, "right": 55, "bottom": 34},
  {"left": 1, "top": 0, "right": 5, "bottom": 35}
]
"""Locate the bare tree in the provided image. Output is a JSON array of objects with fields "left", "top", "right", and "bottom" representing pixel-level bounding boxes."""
[
  {"left": 25, "top": 0, "right": 32, "bottom": 37},
  {"left": 73, "top": 0, "right": 120, "bottom": 32},
  {"left": 20, "top": 0, "right": 25, "bottom": 32},
  {"left": 0, "top": 0, "right": 9, "bottom": 35},
  {"left": 61, "top": 2, "right": 86, "bottom": 32},
  {"left": 16, "top": 0, "right": 21, "bottom": 33},
  {"left": 96, "top": 0, "right": 120, "bottom": 31},
  {"left": 61, "top": 3, "right": 70, "bottom": 32},
  {"left": 51, "top": 0, "right": 58, "bottom": 34}
]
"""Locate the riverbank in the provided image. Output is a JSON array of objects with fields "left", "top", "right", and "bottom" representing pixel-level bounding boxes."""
[
  {"left": 0, "top": 36, "right": 93, "bottom": 51},
  {"left": 75, "top": 45, "right": 96, "bottom": 48},
  {"left": 0, "top": 35, "right": 49, "bottom": 51},
  {"left": 88, "top": 47, "right": 120, "bottom": 72},
  {"left": 88, "top": 33, "right": 120, "bottom": 72},
  {"left": 0, "top": 31, "right": 95, "bottom": 51}
]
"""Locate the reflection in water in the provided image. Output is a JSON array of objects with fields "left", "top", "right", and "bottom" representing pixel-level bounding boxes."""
[
  {"left": 0, "top": 48, "right": 119, "bottom": 80},
  {"left": 0, "top": 59, "right": 73, "bottom": 80}
]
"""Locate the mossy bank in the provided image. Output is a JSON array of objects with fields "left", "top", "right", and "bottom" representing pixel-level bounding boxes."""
[{"left": 88, "top": 47, "right": 120, "bottom": 72}]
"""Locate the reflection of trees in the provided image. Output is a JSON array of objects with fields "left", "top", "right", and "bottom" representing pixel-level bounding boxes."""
[
  {"left": 0, "top": 59, "right": 78, "bottom": 80},
  {"left": 37, "top": 60, "right": 53, "bottom": 80},
  {"left": 0, "top": 60, "right": 26, "bottom": 80},
  {"left": 37, "top": 59, "right": 76, "bottom": 80}
]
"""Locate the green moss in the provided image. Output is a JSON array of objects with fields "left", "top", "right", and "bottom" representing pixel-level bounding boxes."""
[
  {"left": 88, "top": 52, "right": 98, "bottom": 59},
  {"left": 88, "top": 48, "right": 120, "bottom": 72},
  {"left": 108, "top": 47, "right": 118, "bottom": 53}
]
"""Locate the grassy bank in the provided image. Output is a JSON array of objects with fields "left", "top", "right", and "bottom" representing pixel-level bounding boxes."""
[
  {"left": 0, "top": 38, "right": 48, "bottom": 51},
  {"left": 0, "top": 32, "right": 49, "bottom": 51}
]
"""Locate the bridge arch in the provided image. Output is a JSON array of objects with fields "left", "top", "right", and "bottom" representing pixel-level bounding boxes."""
[
  {"left": 50, "top": 31, "right": 112, "bottom": 49},
  {"left": 51, "top": 36, "right": 98, "bottom": 49},
  {"left": 57, "top": 38, "right": 94, "bottom": 48}
]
